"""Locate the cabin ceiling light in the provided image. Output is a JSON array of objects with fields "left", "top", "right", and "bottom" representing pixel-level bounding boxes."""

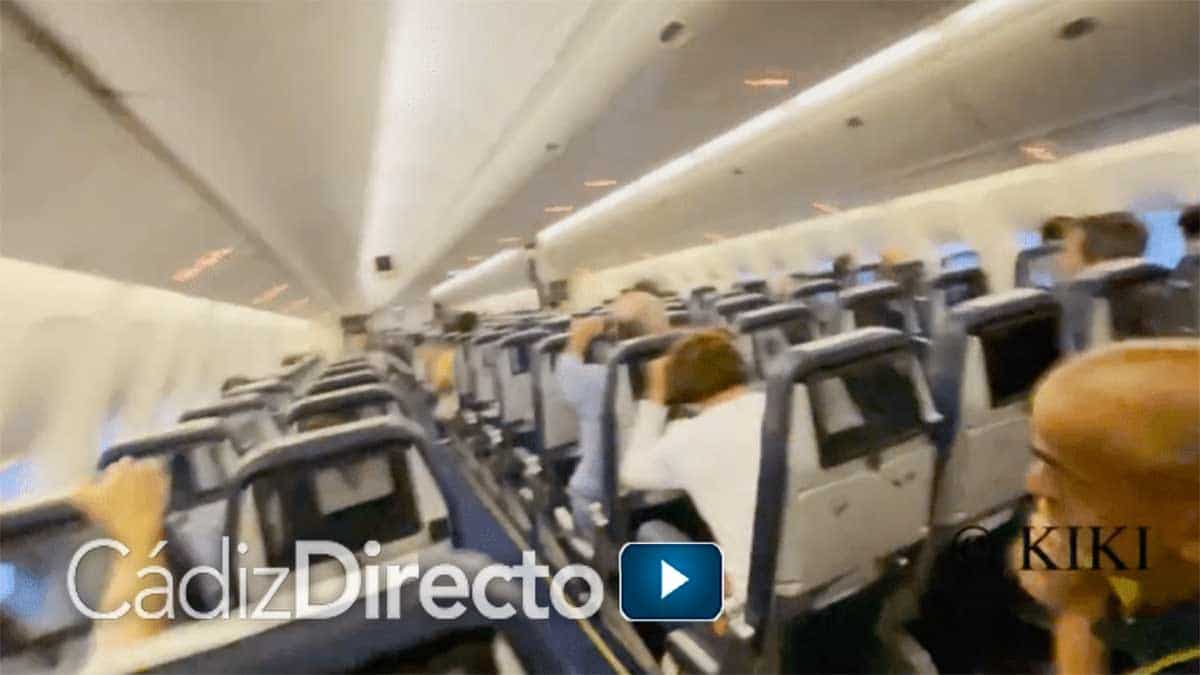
[
  {"left": 1020, "top": 141, "right": 1058, "bottom": 162},
  {"left": 543, "top": 205, "right": 574, "bottom": 214},
  {"left": 584, "top": 179, "right": 618, "bottom": 188},
  {"left": 252, "top": 283, "right": 289, "bottom": 305},
  {"left": 704, "top": 233, "right": 724, "bottom": 243},
  {"left": 171, "top": 246, "right": 234, "bottom": 283},
  {"left": 538, "top": 0, "right": 1036, "bottom": 246},
  {"left": 811, "top": 201, "right": 840, "bottom": 214},
  {"left": 466, "top": 255, "right": 484, "bottom": 263},
  {"left": 498, "top": 236, "right": 523, "bottom": 245},
  {"left": 743, "top": 77, "right": 789, "bottom": 88}
]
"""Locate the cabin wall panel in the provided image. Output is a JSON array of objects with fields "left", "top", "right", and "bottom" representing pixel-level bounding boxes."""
[{"left": 0, "top": 258, "right": 336, "bottom": 497}]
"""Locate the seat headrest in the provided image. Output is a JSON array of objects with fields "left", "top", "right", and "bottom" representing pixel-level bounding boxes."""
[
  {"left": 541, "top": 317, "right": 571, "bottom": 332},
  {"left": 285, "top": 384, "right": 399, "bottom": 424},
  {"left": 306, "top": 370, "right": 381, "bottom": 395},
  {"left": 535, "top": 333, "right": 568, "bottom": 354},
  {"left": 470, "top": 329, "right": 508, "bottom": 346},
  {"left": 180, "top": 393, "right": 270, "bottom": 422},
  {"left": 605, "top": 332, "right": 681, "bottom": 367},
  {"left": 233, "top": 416, "right": 426, "bottom": 485},
  {"left": 1071, "top": 258, "right": 1171, "bottom": 294},
  {"left": 714, "top": 293, "right": 771, "bottom": 318},
  {"left": 949, "top": 288, "right": 1059, "bottom": 332},
  {"left": 791, "top": 279, "right": 840, "bottom": 298},
  {"left": 223, "top": 378, "right": 292, "bottom": 398},
  {"left": 101, "top": 418, "right": 229, "bottom": 469},
  {"left": 1015, "top": 242, "right": 1062, "bottom": 263},
  {"left": 689, "top": 284, "right": 717, "bottom": 298},
  {"left": 769, "top": 327, "right": 910, "bottom": 382},
  {"left": 734, "top": 302, "right": 812, "bottom": 333},
  {"left": 732, "top": 276, "right": 769, "bottom": 295},
  {"left": 839, "top": 280, "right": 902, "bottom": 306},
  {"left": 929, "top": 266, "right": 987, "bottom": 290},
  {"left": 498, "top": 328, "right": 551, "bottom": 348}
]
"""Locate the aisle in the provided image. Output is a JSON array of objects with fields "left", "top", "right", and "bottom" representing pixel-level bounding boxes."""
[{"left": 412, "top": 408, "right": 642, "bottom": 673}]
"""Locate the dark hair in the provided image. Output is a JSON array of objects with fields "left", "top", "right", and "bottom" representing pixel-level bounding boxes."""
[
  {"left": 663, "top": 330, "right": 746, "bottom": 405},
  {"left": 1070, "top": 212, "right": 1147, "bottom": 263},
  {"left": 832, "top": 254, "right": 855, "bottom": 277},
  {"left": 1041, "top": 216, "right": 1073, "bottom": 242},
  {"left": 452, "top": 311, "right": 479, "bottom": 334},
  {"left": 1179, "top": 205, "right": 1199, "bottom": 240}
]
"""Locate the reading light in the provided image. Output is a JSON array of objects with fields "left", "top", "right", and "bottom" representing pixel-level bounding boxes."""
[
  {"left": 811, "top": 201, "right": 840, "bottom": 214},
  {"left": 584, "top": 179, "right": 618, "bottom": 188},
  {"left": 171, "top": 246, "right": 234, "bottom": 283},
  {"left": 466, "top": 255, "right": 484, "bottom": 263},
  {"left": 743, "top": 77, "right": 789, "bottom": 88},
  {"left": 704, "top": 233, "right": 724, "bottom": 243},
  {"left": 284, "top": 297, "right": 310, "bottom": 312},
  {"left": 498, "top": 236, "right": 523, "bottom": 245},
  {"left": 252, "top": 283, "right": 289, "bottom": 306},
  {"left": 544, "top": 205, "right": 574, "bottom": 214}
]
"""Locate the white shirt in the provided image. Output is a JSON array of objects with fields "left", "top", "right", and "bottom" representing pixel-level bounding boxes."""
[{"left": 618, "top": 392, "right": 767, "bottom": 606}]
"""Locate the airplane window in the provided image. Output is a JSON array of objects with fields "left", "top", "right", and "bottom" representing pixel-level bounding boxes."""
[
  {"left": 938, "top": 242, "right": 980, "bottom": 271},
  {"left": 978, "top": 313, "right": 1061, "bottom": 407},
  {"left": 1015, "top": 230, "right": 1043, "bottom": 249},
  {"left": 807, "top": 352, "right": 924, "bottom": 468},
  {"left": 1138, "top": 209, "right": 1185, "bottom": 268},
  {"left": 0, "top": 461, "right": 35, "bottom": 502}
]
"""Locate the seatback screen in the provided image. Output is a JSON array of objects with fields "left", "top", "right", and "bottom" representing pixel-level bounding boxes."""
[{"left": 978, "top": 313, "right": 1061, "bottom": 407}]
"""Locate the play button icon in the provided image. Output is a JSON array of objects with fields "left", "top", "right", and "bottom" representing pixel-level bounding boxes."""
[
  {"left": 660, "top": 560, "right": 688, "bottom": 599},
  {"left": 619, "top": 543, "right": 723, "bottom": 622}
]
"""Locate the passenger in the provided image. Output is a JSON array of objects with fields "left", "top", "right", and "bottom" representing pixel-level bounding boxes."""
[
  {"left": 619, "top": 330, "right": 766, "bottom": 607},
  {"left": 832, "top": 253, "right": 857, "bottom": 288},
  {"left": 1056, "top": 211, "right": 1147, "bottom": 279},
  {"left": 557, "top": 287, "right": 669, "bottom": 534},
  {"left": 1041, "top": 215, "right": 1073, "bottom": 243},
  {"left": 70, "top": 457, "right": 171, "bottom": 649},
  {"left": 1012, "top": 341, "right": 1199, "bottom": 674},
  {"left": 1176, "top": 205, "right": 1199, "bottom": 277}
]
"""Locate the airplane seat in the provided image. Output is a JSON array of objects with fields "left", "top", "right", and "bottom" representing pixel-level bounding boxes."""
[
  {"left": 493, "top": 329, "right": 549, "bottom": 439},
  {"left": 926, "top": 289, "right": 1061, "bottom": 533},
  {"left": 285, "top": 384, "right": 405, "bottom": 431},
  {"left": 0, "top": 499, "right": 110, "bottom": 670},
  {"left": 666, "top": 309, "right": 691, "bottom": 327},
  {"left": 687, "top": 285, "right": 720, "bottom": 325},
  {"left": 119, "top": 548, "right": 568, "bottom": 674},
  {"left": 924, "top": 266, "right": 990, "bottom": 336},
  {"left": 732, "top": 275, "right": 769, "bottom": 296},
  {"left": 733, "top": 303, "right": 818, "bottom": 380},
  {"left": 306, "top": 368, "right": 384, "bottom": 396},
  {"left": 467, "top": 330, "right": 506, "bottom": 416},
  {"left": 839, "top": 281, "right": 921, "bottom": 337},
  {"left": 789, "top": 279, "right": 842, "bottom": 336},
  {"left": 452, "top": 337, "right": 476, "bottom": 407},
  {"left": 224, "top": 417, "right": 451, "bottom": 605},
  {"left": 179, "top": 393, "right": 282, "bottom": 450},
  {"left": 714, "top": 293, "right": 771, "bottom": 325},
  {"left": 1062, "top": 258, "right": 1172, "bottom": 351},
  {"left": 1014, "top": 243, "right": 1062, "bottom": 289},
  {"left": 745, "top": 328, "right": 938, "bottom": 651}
]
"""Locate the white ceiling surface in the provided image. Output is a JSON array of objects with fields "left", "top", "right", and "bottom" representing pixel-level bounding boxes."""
[
  {"left": 0, "top": 13, "right": 313, "bottom": 316},
  {"left": 12, "top": 0, "right": 392, "bottom": 310},
  {"left": 395, "top": 0, "right": 963, "bottom": 305},
  {"left": 537, "top": 0, "right": 1200, "bottom": 277}
]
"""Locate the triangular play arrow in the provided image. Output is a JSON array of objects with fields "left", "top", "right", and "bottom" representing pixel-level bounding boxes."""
[{"left": 660, "top": 560, "right": 689, "bottom": 599}]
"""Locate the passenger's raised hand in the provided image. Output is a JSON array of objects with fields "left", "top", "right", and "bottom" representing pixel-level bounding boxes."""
[
  {"left": 72, "top": 457, "right": 169, "bottom": 547},
  {"left": 567, "top": 316, "right": 608, "bottom": 357}
]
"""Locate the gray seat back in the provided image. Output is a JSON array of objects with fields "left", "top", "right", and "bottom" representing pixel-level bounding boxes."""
[
  {"left": 790, "top": 279, "right": 842, "bottom": 336},
  {"left": 1015, "top": 243, "right": 1062, "bottom": 290},
  {"left": 839, "top": 281, "right": 921, "bottom": 335},
  {"left": 1062, "top": 258, "right": 1172, "bottom": 351},
  {"left": 733, "top": 303, "right": 817, "bottom": 379},
  {"left": 928, "top": 289, "right": 1061, "bottom": 528},
  {"left": 748, "top": 328, "right": 938, "bottom": 631},
  {"left": 714, "top": 293, "right": 771, "bottom": 325},
  {"left": 532, "top": 334, "right": 579, "bottom": 455},
  {"left": 925, "top": 266, "right": 990, "bottom": 336},
  {"left": 494, "top": 329, "right": 549, "bottom": 428}
]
